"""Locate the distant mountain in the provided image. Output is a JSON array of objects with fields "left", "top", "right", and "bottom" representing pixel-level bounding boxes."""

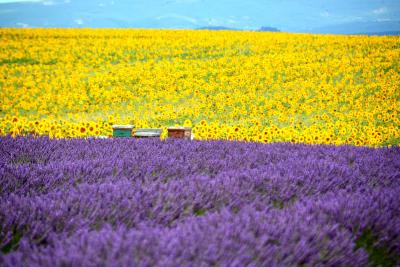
[
  {"left": 257, "top": 26, "right": 280, "bottom": 32},
  {"left": 354, "top": 31, "right": 400, "bottom": 36},
  {"left": 196, "top": 26, "right": 281, "bottom": 32},
  {"left": 311, "top": 20, "right": 400, "bottom": 35},
  {"left": 196, "top": 26, "right": 238, "bottom": 31}
]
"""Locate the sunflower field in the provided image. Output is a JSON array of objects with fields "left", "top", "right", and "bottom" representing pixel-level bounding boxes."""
[{"left": 1, "top": 29, "right": 399, "bottom": 146}]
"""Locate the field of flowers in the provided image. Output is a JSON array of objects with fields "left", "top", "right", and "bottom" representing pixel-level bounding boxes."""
[
  {"left": 1, "top": 28, "right": 399, "bottom": 266},
  {"left": 1, "top": 29, "right": 399, "bottom": 146},
  {"left": 0, "top": 136, "right": 399, "bottom": 266}
]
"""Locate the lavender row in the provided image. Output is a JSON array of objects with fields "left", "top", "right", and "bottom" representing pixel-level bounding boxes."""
[{"left": 1, "top": 136, "right": 399, "bottom": 266}]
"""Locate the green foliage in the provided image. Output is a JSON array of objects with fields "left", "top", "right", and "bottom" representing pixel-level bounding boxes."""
[
  {"left": 355, "top": 229, "right": 399, "bottom": 267},
  {"left": 1, "top": 229, "right": 23, "bottom": 254},
  {"left": 0, "top": 57, "right": 39, "bottom": 65},
  {"left": 193, "top": 207, "right": 206, "bottom": 216},
  {"left": 0, "top": 58, "right": 57, "bottom": 66}
]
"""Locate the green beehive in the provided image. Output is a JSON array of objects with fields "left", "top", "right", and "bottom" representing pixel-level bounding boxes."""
[{"left": 112, "top": 125, "right": 134, "bottom": 137}]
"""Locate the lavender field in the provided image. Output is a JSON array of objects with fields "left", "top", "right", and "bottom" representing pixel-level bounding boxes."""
[{"left": 0, "top": 136, "right": 399, "bottom": 266}]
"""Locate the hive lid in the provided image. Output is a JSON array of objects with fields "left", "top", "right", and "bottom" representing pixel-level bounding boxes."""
[
  {"left": 135, "top": 128, "right": 163, "bottom": 133},
  {"left": 134, "top": 132, "right": 161, "bottom": 137},
  {"left": 112, "top": 125, "right": 134, "bottom": 129}
]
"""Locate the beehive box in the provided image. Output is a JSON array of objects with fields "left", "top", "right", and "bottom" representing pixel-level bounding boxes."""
[
  {"left": 134, "top": 128, "right": 162, "bottom": 138},
  {"left": 112, "top": 125, "right": 134, "bottom": 137},
  {"left": 167, "top": 127, "right": 192, "bottom": 140}
]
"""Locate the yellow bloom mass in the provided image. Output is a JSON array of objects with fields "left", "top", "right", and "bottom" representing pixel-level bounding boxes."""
[{"left": 0, "top": 29, "right": 399, "bottom": 146}]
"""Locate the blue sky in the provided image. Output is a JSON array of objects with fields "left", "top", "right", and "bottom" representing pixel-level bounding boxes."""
[{"left": 0, "top": 0, "right": 399, "bottom": 33}]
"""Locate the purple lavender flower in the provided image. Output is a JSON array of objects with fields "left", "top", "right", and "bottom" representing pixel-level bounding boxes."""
[{"left": 0, "top": 136, "right": 399, "bottom": 266}]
